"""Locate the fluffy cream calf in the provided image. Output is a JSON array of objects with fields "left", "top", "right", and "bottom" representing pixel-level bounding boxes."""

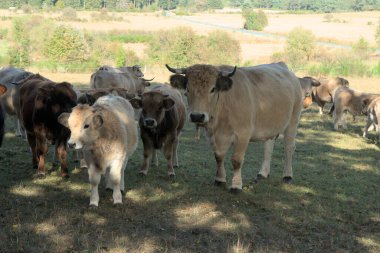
[{"left": 59, "top": 95, "right": 138, "bottom": 207}]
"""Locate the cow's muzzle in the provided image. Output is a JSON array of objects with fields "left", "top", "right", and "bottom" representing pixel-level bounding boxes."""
[
  {"left": 143, "top": 118, "right": 157, "bottom": 128},
  {"left": 68, "top": 142, "right": 76, "bottom": 149},
  {"left": 190, "top": 113, "right": 207, "bottom": 123}
]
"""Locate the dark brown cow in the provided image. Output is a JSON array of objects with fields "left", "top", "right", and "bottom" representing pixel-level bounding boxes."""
[
  {"left": 311, "top": 77, "right": 349, "bottom": 114},
  {"left": 130, "top": 85, "right": 186, "bottom": 177},
  {"left": 0, "top": 84, "right": 8, "bottom": 146},
  {"left": 19, "top": 74, "right": 77, "bottom": 178}
]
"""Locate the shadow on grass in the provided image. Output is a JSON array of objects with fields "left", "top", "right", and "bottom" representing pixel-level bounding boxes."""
[{"left": 0, "top": 105, "right": 379, "bottom": 253}]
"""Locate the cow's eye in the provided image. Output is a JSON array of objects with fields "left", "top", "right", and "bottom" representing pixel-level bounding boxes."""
[
  {"left": 210, "top": 87, "right": 215, "bottom": 93},
  {"left": 84, "top": 124, "right": 90, "bottom": 129}
]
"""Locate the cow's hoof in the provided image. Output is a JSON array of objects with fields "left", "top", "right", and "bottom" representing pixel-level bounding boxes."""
[
  {"left": 61, "top": 173, "right": 70, "bottom": 179},
  {"left": 254, "top": 174, "right": 268, "bottom": 183},
  {"left": 230, "top": 188, "right": 243, "bottom": 194},
  {"left": 37, "top": 173, "right": 46, "bottom": 179},
  {"left": 138, "top": 171, "right": 147, "bottom": 177},
  {"left": 89, "top": 204, "right": 98, "bottom": 209},
  {"left": 113, "top": 202, "right": 123, "bottom": 208},
  {"left": 214, "top": 180, "right": 227, "bottom": 187},
  {"left": 282, "top": 176, "right": 293, "bottom": 184}
]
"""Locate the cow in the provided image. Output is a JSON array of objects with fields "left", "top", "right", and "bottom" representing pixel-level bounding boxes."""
[
  {"left": 0, "top": 84, "right": 8, "bottom": 146},
  {"left": 312, "top": 76, "right": 349, "bottom": 114},
  {"left": 76, "top": 87, "right": 135, "bottom": 105},
  {"left": 58, "top": 95, "right": 138, "bottom": 207},
  {"left": 166, "top": 62, "right": 303, "bottom": 192},
  {"left": 363, "top": 96, "right": 380, "bottom": 142},
  {"left": 331, "top": 86, "right": 379, "bottom": 130},
  {"left": 18, "top": 74, "right": 77, "bottom": 178},
  {"left": 298, "top": 76, "right": 321, "bottom": 109},
  {"left": 0, "top": 66, "right": 33, "bottom": 137},
  {"left": 90, "top": 65, "right": 153, "bottom": 96},
  {"left": 130, "top": 84, "right": 186, "bottom": 177}
]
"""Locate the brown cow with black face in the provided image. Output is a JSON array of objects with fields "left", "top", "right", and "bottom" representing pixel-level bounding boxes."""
[
  {"left": 18, "top": 74, "right": 77, "bottom": 178},
  {"left": 130, "top": 85, "right": 186, "bottom": 177}
]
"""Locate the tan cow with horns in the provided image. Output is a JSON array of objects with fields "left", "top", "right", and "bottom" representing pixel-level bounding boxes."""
[{"left": 166, "top": 62, "right": 303, "bottom": 192}]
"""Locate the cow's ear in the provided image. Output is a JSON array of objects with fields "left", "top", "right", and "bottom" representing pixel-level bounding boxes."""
[
  {"left": 92, "top": 114, "right": 103, "bottom": 129},
  {"left": 170, "top": 74, "right": 187, "bottom": 90},
  {"left": 340, "top": 77, "right": 349, "bottom": 86},
  {"left": 215, "top": 76, "right": 233, "bottom": 92},
  {"left": 163, "top": 97, "right": 175, "bottom": 110},
  {"left": 58, "top": 112, "right": 70, "bottom": 128},
  {"left": 38, "top": 86, "right": 52, "bottom": 97},
  {"left": 0, "top": 84, "right": 7, "bottom": 95},
  {"left": 130, "top": 97, "right": 142, "bottom": 109},
  {"left": 132, "top": 65, "right": 144, "bottom": 77}
]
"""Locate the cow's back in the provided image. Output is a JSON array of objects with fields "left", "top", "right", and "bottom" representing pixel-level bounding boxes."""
[
  {"left": 19, "top": 80, "right": 44, "bottom": 132},
  {"left": 95, "top": 95, "right": 138, "bottom": 154},
  {"left": 219, "top": 63, "right": 302, "bottom": 140}
]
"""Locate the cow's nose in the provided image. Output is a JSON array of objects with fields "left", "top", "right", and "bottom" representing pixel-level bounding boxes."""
[
  {"left": 144, "top": 118, "right": 155, "bottom": 127},
  {"left": 190, "top": 113, "right": 205, "bottom": 123},
  {"left": 68, "top": 142, "right": 76, "bottom": 149}
]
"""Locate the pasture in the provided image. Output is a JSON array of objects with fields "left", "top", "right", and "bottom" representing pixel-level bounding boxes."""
[
  {"left": 0, "top": 7, "right": 380, "bottom": 253},
  {"left": 0, "top": 88, "right": 379, "bottom": 252}
]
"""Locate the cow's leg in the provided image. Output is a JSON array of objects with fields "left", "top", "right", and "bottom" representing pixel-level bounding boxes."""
[
  {"left": 150, "top": 149, "right": 158, "bottom": 167},
  {"left": 88, "top": 165, "right": 101, "bottom": 207},
  {"left": 35, "top": 129, "right": 48, "bottom": 177},
  {"left": 230, "top": 138, "right": 250, "bottom": 192},
  {"left": 363, "top": 115, "right": 372, "bottom": 138},
  {"left": 212, "top": 134, "right": 232, "bottom": 186},
  {"left": 163, "top": 135, "right": 176, "bottom": 177},
  {"left": 26, "top": 133, "right": 38, "bottom": 169},
  {"left": 333, "top": 108, "right": 342, "bottom": 130},
  {"left": 282, "top": 121, "right": 299, "bottom": 184},
  {"left": 172, "top": 136, "right": 179, "bottom": 168},
  {"left": 318, "top": 102, "right": 325, "bottom": 115},
  {"left": 56, "top": 139, "right": 69, "bottom": 178},
  {"left": 140, "top": 137, "right": 154, "bottom": 176},
  {"left": 256, "top": 139, "right": 275, "bottom": 180},
  {"left": 109, "top": 158, "right": 124, "bottom": 204}
]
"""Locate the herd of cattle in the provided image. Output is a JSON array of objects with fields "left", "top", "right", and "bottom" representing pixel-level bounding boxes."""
[{"left": 0, "top": 62, "right": 379, "bottom": 207}]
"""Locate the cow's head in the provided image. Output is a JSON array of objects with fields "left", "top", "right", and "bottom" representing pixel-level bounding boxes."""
[
  {"left": 58, "top": 105, "right": 103, "bottom": 149},
  {"left": 136, "top": 77, "right": 154, "bottom": 96},
  {"left": 361, "top": 98, "right": 373, "bottom": 115},
  {"left": 130, "top": 91, "right": 175, "bottom": 129},
  {"left": 166, "top": 64, "right": 236, "bottom": 124},
  {"left": 299, "top": 76, "right": 320, "bottom": 108},
  {"left": 336, "top": 77, "right": 349, "bottom": 87}
]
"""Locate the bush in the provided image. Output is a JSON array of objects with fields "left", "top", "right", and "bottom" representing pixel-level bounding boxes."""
[
  {"left": 203, "top": 30, "right": 240, "bottom": 65},
  {"left": 243, "top": 9, "right": 268, "bottom": 31},
  {"left": 0, "top": 29, "right": 8, "bottom": 40},
  {"left": 285, "top": 27, "right": 315, "bottom": 70},
  {"left": 352, "top": 37, "right": 370, "bottom": 59},
  {"left": 44, "top": 26, "right": 89, "bottom": 65},
  {"left": 207, "top": 0, "right": 223, "bottom": 9},
  {"left": 61, "top": 7, "right": 77, "bottom": 20},
  {"left": 109, "top": 32, "right": 153, "bottom": 43},
  {"left": 7, "top": 18, "right": 30, "bottom": 68}
]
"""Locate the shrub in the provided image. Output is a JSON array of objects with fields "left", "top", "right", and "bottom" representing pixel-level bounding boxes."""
[
  {"left": 243, "top": 9, "right": 268, "bottom": 31},
  {"left": 207, "top": 0, "right": 223, "bottom": 9},
  {"left": 109, "top": 32, "right": 153, "bottom": 43},
  {"left": 114, "top": 45, "right": 126, "bottom": 67},
  {"left": 323, "top": 13, "right": 333, "bottom": 22},
  {"left": 44, "top": 26, "right": 89, "bottom": 65},
  {"left": 0, "top": 29, "right": 8, "bottom": 40},
  {"left": 352, "top": 37, "right": 370, "bottom": 59},
  {"left": 21, "top": 4, "right": 32, "bottom": 13},
  {"left": 61, "top": 7, "right": 77, "bottom": 20},
  {"left": 285, "top": 27, "right": 315, "bottom": 70},
  {"left": 203, "top": 30, "right": 240, "bottom": 65},
  {"left": 375, "top": 18, "right": 380, "bottom": 47},
  {"left": 7, "top": 18, "right": 30, "bottom": 68}
]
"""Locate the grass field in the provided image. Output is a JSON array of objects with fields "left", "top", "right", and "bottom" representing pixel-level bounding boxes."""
[{"left": 0, "top": 87, "right": 379, "bottom": 252}]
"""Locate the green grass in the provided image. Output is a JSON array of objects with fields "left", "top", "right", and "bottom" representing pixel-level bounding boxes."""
[
  {"left": 0, "top": 101, "right": 379, "bottom": 252},
  {"left": 108, "top": 33, "right": 153, "bottom": 43}
]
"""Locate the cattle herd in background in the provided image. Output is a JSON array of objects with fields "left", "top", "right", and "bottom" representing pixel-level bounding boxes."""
[{"left": 0, "top": 63, "right": 379, "bottom": 206}]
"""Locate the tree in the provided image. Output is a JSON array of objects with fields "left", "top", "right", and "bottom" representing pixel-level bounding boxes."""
[
  {"left": 243, "top": 9, "right": 268, "bottom": 31},
  {"left": 207, "top": 0, "right": 223, "bottom": 9},
  {"left": 285, "top": 27, "right": 315, "bottom": 70}
]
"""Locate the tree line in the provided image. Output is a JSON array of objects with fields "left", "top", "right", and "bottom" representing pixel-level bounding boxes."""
[{"left": 1, "top": 0, "right": 380, "bottom": 12}]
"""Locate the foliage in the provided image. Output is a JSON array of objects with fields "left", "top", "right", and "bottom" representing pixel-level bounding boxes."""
[
  {"left": 7, "top": 17, "right": 30, "bottom": 68},
  {"left": 61, "top": 7, "right": 77, "bottom": 20},
  {"left": 44, "top": 26, "right": 89, "bottom": 65},
  {"left": 206, "top": 0, "right": 223, "bottom": 9},
  {"left": 0, "top": 28, "right": 8, "bottom": 40},
  {"left": 285, "top": 27, "right": 315, "bottom": 70},
  {"left": 204, "top": 30, "right": 240, "bottom": 65},
  {"left": 114, "top": 45, "right": 127, "bottom": 67},
  {"left": 352, "top": 37, "right": 371, "bottom": 59},
  {"left": 108, "top": 32, "right": 153, "bottom": 43},
  {"left": 243, "top": 9, "right": 268, "bottom": 31},
  {"left": 375, "top": 18, "right": 380, "bottom": 48}
]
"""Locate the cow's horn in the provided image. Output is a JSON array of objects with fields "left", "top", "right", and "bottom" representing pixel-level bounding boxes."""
[
  {"left": 166, "top": 64, "right": 185, "bottom": 74},
  {"left": 221, "top": 66, "right": 237, "bottom": 77},
  {"left": 142, "top": 77, "right": 155, "bottom": 82}
]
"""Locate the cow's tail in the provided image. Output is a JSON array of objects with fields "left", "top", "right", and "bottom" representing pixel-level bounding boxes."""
[{"left": 328, "top": 103, "right": 335, "bottom": 117}]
